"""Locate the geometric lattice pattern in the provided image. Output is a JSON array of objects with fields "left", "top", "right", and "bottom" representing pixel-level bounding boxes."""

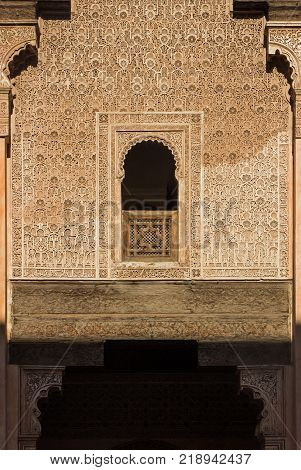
[{"left": 124, "top": 211, "right": 177, "bottom": 260}]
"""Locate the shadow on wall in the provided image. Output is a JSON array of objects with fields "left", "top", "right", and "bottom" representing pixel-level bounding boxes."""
[{"left": 38, "top": 1, "right": 71, "bottom": 20}]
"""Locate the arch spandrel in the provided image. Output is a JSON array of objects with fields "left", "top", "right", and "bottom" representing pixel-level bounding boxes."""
[
  {"left": 118, "top": 135, "right": 183, "bottom": 181},
  {"left": 267, "top": 26, "right": 301, "bottom": 139},
  {"left": 0, "top": 39, "right": 38, "bottom": 78},
  {"left": 0, "top": 25, "right": 38, "bottom": 136},
  {"left": 240, "top": 367, "right": 285, "bottom": 449},
  {"left": 19, "top": 367, "right": 64, "bottom": 450},
  {"left": 268, "top": 41, "right": 301, "bottom": 89},
  {"left": 0, "top": 25, "right": 38, "bottom": 88},
  {"left": 268, "top": 27, "right": 301, "bottom": 90}
]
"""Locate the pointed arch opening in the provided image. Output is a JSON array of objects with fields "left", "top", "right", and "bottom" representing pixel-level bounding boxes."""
[
  {"left": 121, "top": 140, "right": 178, "bottom": 261},
  {"left": 122, "top": 140, "right": 178, "bottom": 211}
]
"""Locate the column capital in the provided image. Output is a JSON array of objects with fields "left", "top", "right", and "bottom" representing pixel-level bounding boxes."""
[{"left": 0, "top": 71, "right": 11, "bottom": 91}]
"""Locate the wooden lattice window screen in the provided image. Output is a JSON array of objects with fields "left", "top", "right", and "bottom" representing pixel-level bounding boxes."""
[{"left": 123, "top": 211, "right": 178, "bottom": 261}]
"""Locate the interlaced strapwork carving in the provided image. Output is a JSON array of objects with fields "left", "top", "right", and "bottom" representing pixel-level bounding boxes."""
[
  {"left": 130, "top": 218, "right": 170, "bottom": 256},
  {"left": 6, "top": 0, "right": 291, "bottom": 279},
  {"left": 124, "top": 211, "right": 176, "bottom": 260}
]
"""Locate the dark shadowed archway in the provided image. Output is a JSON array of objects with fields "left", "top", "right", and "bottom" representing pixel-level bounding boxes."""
[
  {"left": 122, "top": 140, "right": 178, "bottom": 211},
  {"left": 36, "top": 341, "right": 264, "bottom": 450}
]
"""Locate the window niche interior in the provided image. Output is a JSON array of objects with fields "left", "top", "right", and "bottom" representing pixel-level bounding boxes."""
[{"left": 121, "top": 140, "right": 179, "bottom": 261}]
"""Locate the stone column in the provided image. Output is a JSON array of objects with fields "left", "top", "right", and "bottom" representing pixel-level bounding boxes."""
[
  {"left": 267, "top": 24, "right": 301, "bottom": 449},
  {"left": 294, "top": 90, "right": 301, "bottom": 449},
  {"left": 0, "top": 82, "right": 10, "bottom": 449}
]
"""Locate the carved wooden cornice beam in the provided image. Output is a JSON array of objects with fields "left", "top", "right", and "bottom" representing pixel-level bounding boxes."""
[
  {"left": 0, "top": 1, "right": 36, "bottom": 22},
  {"left": 0, "top": 0, "right": 71, "bottom": 22},
  {"left": 233, "top": 0, "right": 301, "bottom": 20}
]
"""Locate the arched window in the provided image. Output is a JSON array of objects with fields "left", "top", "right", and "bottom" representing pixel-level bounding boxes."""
[{"left": 122, "top": 140, "right": 178, "bottom": 261}]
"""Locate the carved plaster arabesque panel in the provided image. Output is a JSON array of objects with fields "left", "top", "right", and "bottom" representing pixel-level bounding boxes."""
[
  {"left": 19, "top": 367, "right": 63, "bottom": 450},
  {"left": 202, "top": 131, "right": 291, "bottom": 279},
  {"left": 0, "top": 24, "right": 39, "bottom": 280}
]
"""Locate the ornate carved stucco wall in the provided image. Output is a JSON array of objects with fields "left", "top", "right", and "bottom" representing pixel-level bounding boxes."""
[{"left": 7, "top": 0, "right": 292, "bottom": 280}]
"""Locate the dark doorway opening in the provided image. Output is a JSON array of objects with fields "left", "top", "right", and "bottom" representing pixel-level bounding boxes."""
[
  {"left": 37, "top": 341, "right": 264, "bottom": 450},
  {"left": 122, "top": 140, "right": 178, "bottom": 211},
  {"left": 121, "top": 141, "right": 179, "bottom": 261}
]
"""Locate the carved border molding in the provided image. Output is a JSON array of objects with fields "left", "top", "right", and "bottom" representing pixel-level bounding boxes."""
[
  {"left": 19, "top": 367, "right": 63, "bottom": 450},
  {"left": 240, "top": 367, "right": 286, "bottom": 448},
  {"left": 97, "top": 112, "right": 203, "bottom": 280},
  {"left": 0, "top": 87, "right": 11, "bottom": 137}
]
